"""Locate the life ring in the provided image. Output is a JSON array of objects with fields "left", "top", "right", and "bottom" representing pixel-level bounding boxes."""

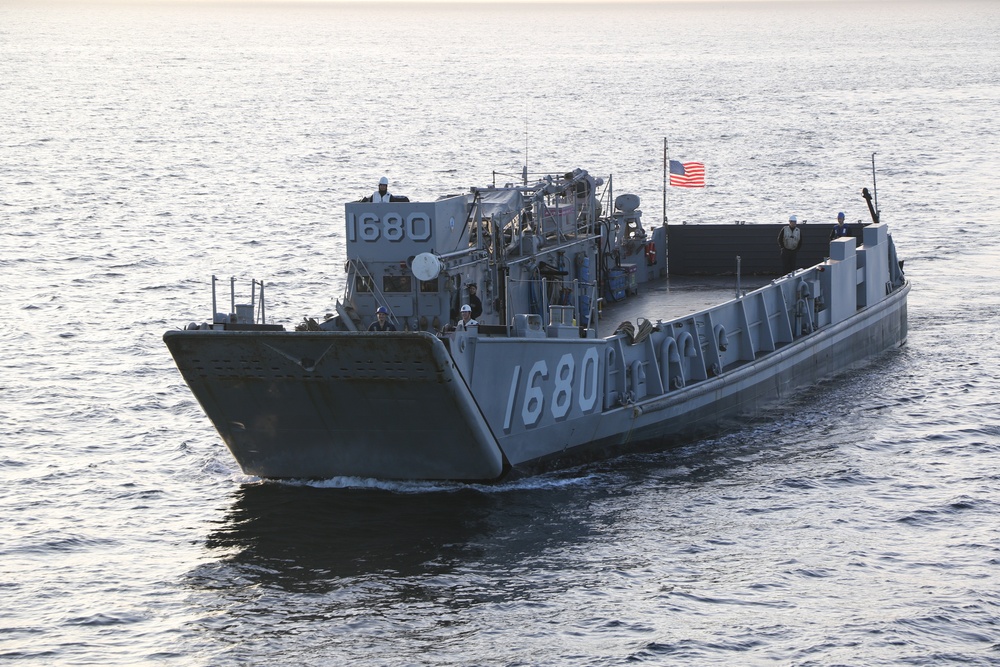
[{"left": 645, "top": 241, "right": 657, "bottom": 266}]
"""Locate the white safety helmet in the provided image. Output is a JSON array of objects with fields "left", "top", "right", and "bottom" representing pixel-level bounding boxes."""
[
  {"left": 460, "top": 304, "right": 472, "bottom": 313},
  {"left": 379, "top": 176, "right": 389, "bottom": 186},
  {"left": 788, "top": 215, "right": 797, "bottom": 223}
]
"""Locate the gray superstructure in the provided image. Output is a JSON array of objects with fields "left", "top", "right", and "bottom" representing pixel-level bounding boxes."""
[{"left": 165, "top": 168, "right": 908, "bottom": 481}]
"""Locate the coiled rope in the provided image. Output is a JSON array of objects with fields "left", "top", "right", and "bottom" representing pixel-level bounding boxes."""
[{"left": 614, "top": 318, "right": 654, "bottom": 345}]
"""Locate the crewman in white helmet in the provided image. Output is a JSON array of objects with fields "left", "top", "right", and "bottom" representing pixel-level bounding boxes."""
[
  {"left": 372, "top": 176, "right": 391, "bottom": 203},
  {"left": 777, "top": 214, "right": 802, "bottom": 274},
  {"left": 456, "top": 303, "right": 478, "bottom": 331}
]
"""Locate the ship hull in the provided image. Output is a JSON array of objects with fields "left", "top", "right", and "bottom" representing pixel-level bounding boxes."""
[{"left": 165, "top": 282, "right": 907, "bottom": 482}]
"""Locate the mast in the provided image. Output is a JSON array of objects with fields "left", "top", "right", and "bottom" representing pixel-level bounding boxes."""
[
  {"left": 662, "top": 138, "right": 668, "bottom": 226},
  {"left": 862, "top": 153, "right": 880, "bottom": 224},
  {"left": 871, "top": 152, "right": 879, "bottom": 218},
  {"left": 523, "top": 111, "right": 529, "bottom": 186}
]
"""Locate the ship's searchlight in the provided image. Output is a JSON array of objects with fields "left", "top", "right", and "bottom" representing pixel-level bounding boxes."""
[{"left": 412, "top": 252, "right": 443, "bottom": 281}]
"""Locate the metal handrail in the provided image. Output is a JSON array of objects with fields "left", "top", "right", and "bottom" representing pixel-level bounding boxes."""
[{"left": 343, "top": 257, "right": 398, "bottom": 326}]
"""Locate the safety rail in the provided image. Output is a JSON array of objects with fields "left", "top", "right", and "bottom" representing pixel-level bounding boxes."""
[
  {"left": 342, "top": 257, "right": 398, "bottom": 327},
  {"left": 505, "top": 276, "right": 599, "bottom": 338},
  {"left": 211, "top": 275, "right": 266, "bottom": 325}
]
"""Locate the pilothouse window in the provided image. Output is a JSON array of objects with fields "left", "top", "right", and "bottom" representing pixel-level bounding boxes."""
[
  {"left": 419, "top": 279, "right": 438, "bottom": 293},
  {"left": 383, "top": 276, "right": 413, "bottom": 293}
]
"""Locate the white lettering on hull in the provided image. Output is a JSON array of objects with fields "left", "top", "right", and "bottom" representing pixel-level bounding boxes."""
[
  {"left": 347, "top": 212, "right": 432, "bottom": 243},
  {"left": 503, "top": 346, "right": 600, "bottom": 432}
]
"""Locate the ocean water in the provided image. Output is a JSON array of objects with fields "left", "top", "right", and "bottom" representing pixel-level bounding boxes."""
[{"left": 2, "top": 1, "right": 1000, "bottom": 664}]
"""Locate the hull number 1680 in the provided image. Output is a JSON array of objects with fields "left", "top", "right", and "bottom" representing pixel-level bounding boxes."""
[
  {"left": 503, "top": 348, "right": 600, "bottom": 432},
  {"left": 347, "top": 212, "right": 432, "bottom": 243}
]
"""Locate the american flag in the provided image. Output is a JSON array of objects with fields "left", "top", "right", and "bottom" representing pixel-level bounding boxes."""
[{"left": 669, "top": 160, "right": 706, "bottom": 188}]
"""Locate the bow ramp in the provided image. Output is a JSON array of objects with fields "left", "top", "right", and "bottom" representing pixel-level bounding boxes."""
[{"left": 164, "top": 330, "right": 506, "bottom": 481}]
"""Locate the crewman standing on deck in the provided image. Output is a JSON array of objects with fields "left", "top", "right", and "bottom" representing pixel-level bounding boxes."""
[
  {"left": 456, "top": 304, "right": 478, "bottom": 331},
  {"left": 777, "top": 214, "right": 802, "bottom": 274},
  {"left": 465, "top": 283, "right": 483, "bottom": 320},
  {"left": 368, "top": 306, "right": 396, "bottom": 331},
  {"left": 831, "top": 211, "right": 850, "bottom": 239},
  {"left": 371, "top": 176, "right": 391, "bottom": 203}
]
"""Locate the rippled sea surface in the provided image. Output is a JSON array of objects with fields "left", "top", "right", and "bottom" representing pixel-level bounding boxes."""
[{"left": 2, "top": 1, "right": 999, "bottom": 664}]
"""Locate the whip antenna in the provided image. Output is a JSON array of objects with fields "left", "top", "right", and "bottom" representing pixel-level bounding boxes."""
[
  {"left": 862, "top": 153, "right": 880, "bottom": 224},
  {"left": 523, "top": 109, "right": 529, "bottom": 185},
  {"left": 871, "top": 152, "right": 879, "bottom": 217},
  {"left": 663, "top": 137, "right": 668, "bottom": 225}
]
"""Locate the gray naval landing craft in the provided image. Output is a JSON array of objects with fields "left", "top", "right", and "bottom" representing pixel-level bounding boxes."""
[{"left": 165, "top": 168, "right": 909, "bottom": 482}]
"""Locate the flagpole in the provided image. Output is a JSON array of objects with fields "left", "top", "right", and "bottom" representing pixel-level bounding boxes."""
[{"left": 662, "top": 137, "right": 668, "bottom": 226}]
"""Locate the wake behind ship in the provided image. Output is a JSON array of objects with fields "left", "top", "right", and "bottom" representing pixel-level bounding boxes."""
[{"left": 165, "top": 167, "right": 908, "bottom": 482}]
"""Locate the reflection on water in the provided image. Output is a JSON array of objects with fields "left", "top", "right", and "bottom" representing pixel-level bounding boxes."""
[
  {"left": 199, "top": 478, "right": 604, "bottom": 593},
  {"left": 185, "top": 478, "right": 623, "bottom": 665},
  {"left": 204, "top": 485, "right": 489, "bottom": 586}
]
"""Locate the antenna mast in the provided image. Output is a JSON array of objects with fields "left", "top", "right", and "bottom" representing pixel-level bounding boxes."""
[
  {"left": 523, "top": 111, "right": 528, "bottom": 186},
  {"left": 663, "top": 138, "right": 668, "bottom": 225},
  {"left": 871, "top": 152, "right": 879, "bottom": 217}
]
